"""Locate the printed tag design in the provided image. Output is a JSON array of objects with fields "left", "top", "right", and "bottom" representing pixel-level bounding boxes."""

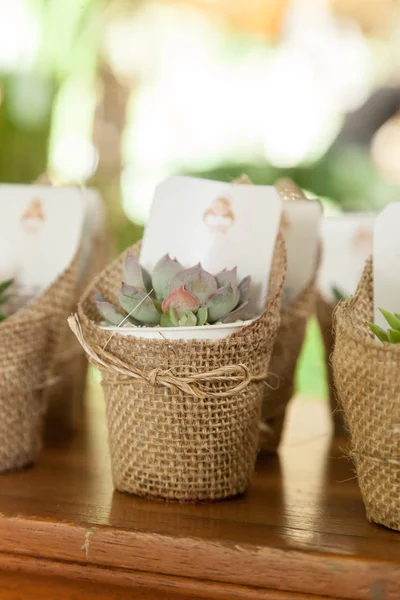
[
  {"left": 318, "top": 213, "right": 375, "bottom": 303},
  {"left": 140, "top": 176, "right": 283, "bottom": 314},
  {"left": 0, "top": 184, "right": 85, "bottom": 300}
]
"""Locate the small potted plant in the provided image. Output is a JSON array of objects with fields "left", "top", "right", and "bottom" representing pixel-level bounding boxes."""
[
  {"left": 70, "top": 238, "right": 286, "bottom": 502},
  {"left": 258, "top": 178, "right": 321, "bottom": 453},
  {"left": 332, "top": 260, "right": 400, "bottom": 531},
  {"left": 0, "top": 259, "right": 78, "bottom": 472}
]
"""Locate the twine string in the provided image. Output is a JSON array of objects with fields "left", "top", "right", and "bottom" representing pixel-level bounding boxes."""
[
  {"left": 349, "top": 449, "right": 400, "bottom": 467},
  {"left": 68, "top": 314, "right": 272, "bottom": 400}
]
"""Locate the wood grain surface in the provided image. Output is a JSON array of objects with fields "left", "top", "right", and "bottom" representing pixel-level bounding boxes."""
[{"left": 0, "top": 378, "right": 398, "bottom": 599}]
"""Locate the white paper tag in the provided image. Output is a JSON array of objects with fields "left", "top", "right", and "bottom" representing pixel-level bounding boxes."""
[
  {"left": 79, "top": 187, "right": 107, "bottom": 281},
  {"left": 318, "top": 212, "right": 375, "bottom": 303},
  {"left": 0, "top": 184, "right": 85, "bottom": 298},
  {"left": 140, "top": 176, "right": 282, "bottom": 314},
  {"left": 280, "top": 200, "right": 321, "bottom": 305},
  {"left": 373, "top": 203, "right": 400, "bottom": 329}
]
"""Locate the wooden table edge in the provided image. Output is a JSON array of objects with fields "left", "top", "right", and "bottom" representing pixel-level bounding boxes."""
[{"left": 0, "top": 515, "right": 398, "bottom": 600}]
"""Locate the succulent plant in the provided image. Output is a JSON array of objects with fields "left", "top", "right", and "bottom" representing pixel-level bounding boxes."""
[
  {"left": 367, "top": 309, "right": 400, "bottom": 344},
  {"left": 0, "top": 279, "right": 13, "bottom": 322},
  {"left": 96, "top": 252, "right": 251, "bottom": 328}
]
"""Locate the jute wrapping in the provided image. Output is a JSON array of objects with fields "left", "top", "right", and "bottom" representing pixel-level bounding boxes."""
[
  {"left": 332, "top": 259, "right": 400, "bottom": 531},
  {"left": 259, "top": 277, "right": 317, "bottom": 453},
  {"left": 71, "top": 238, "right": 286, "bottom": 502},
  {"left": 316, "top": 295, "right": 346, "bottom": 435},
  {"left": 0, "top": 257, "right": 78, "bottom": 471},
  {"left": 45, "top": 225, "right": 111, "bottom": 433}
]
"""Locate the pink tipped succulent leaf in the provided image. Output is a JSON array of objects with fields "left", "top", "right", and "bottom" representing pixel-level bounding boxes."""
[
  {"left": 205, "top": 283, "right": 240, "bottom": 323},
  {"left": 122, "top": 252, "right": 148, "bottom": 292},
  {"left": 118, "top": 283, "right": 160, "bottom": 325},
  {"left": 95, "top": 293, "right": 128, "bottom": 326},
  {"left": 216, "top": 267, "right": 238, "bottom": 288},
  {"left": 238, "top": 275, "right": 251, "bottom": 304},
  {"left": 170, "top": 264, "right": 217, "bottom": 305},
  {"left": 152, "top": 254, "right": 184, "bottom": 300},
  {"left": 219, "top": 301, "right": 249, "bottom": 324},
  {"left": 162, "top": 285, "right": 200, "bottom": 318}
]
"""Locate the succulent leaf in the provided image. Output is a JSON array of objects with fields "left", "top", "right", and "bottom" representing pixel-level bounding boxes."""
[
  {"left": 95, "top": 293, "right": 127, "bottom": 326},
  {"left": 170, "top": 264, "right": 217, "bottom": 305},
  {"left": 162, "top": 285, "right": 200, "bottom": 317},
  {"left": 182, "top": 311, "right": 197, "bottom": 327},
  {"left": 379, "top": 308, "right": 400, "bottom": 332},
  {"left": 366, "top": 322, "right": 389, "bottom": 343},
  {"left": 169, "top": 308, "right": 179, "bottom": 326},
  {"left": 388, "top": 328, "right": 400, "bottom": 343},
  {"left": 152, "top": 254, "right": 184, "bottom": 300},
  {"left": 196, "top": 306, "right": 208, "bottom": 326},
  {"left": 238, "top": 275, "right": 251, "bottom": 304},
  {"left": 0, "top": 279, "right": 13, "bottom": 296},
  {"left": 216, "top": 267, "right": 238, "bottom": 288},
  {"left": 123, "top": 252, "right": 147, "bottom": 291},
  {"left": 219, "top": 301, "right": 249, "bottom": 324},
  {"left": 160, "top": 313, "right": 174, "bottom": 327},
  {"left": 119, "top": 284, "right": 160, "bottom": 324},
  {"left": 205, "top": 283, "right": 240, "bottom": 323}
]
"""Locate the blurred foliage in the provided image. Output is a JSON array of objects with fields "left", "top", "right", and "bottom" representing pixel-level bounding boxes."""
[{"left": 185, "top": 146, "right": 400, "bottom": 211}]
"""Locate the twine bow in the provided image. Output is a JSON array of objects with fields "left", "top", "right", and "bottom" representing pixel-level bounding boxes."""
[{"left": 68, "top": 314, "right": 272, "bottom": 400}]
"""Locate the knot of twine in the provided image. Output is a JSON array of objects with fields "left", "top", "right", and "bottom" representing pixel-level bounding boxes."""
[{"left": 68, "top": 315, "right": 272, "bottom": 400}]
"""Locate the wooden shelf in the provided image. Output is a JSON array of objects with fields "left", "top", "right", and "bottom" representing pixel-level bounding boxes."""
[{"left": 0, "top": 382, "right": 398, "bottom": 599}]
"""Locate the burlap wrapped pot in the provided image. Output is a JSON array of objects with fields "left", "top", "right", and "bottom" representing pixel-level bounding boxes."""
[
  {"left": 45, "top": 225, "right": 110, "bottom": 434},
  {"left": 258, "top": 276, "right": 317, "bottom": 453},
  {"left": 71, "top": 238, "right": 286, "bottom": 502},
  {"left": 332, "top": 259, "right": 400, "bottom": 531},
  {"left": 0, "top": 256, "right": 78, "bottom": 471},
  {"left": 316, "top": 294, "right": 347, "bottom": 435}
]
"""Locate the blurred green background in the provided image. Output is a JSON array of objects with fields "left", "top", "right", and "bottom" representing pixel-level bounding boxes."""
[{"left": 2, "top": 0, "right": 400, "bottom": 397}]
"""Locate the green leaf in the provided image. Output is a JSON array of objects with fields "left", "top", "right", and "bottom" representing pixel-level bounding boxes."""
[
  {"left": 0, "top": 279, "right": 13, "bottom": 296},
  {"left": 379, "top": 308, "right": 400, "bottom": 332},
  {"left": 179, "top": 313, "right": 188, "bottom": 327},
  {"left": 184, "top": 311, "right": 197, "bottom": 327},
  {"left": 366, "top": 322, "right": 389, "bottom": 343},
  {"left": 196, "top": 307, "right": 208, "bottom": 326},
  {"left": 331, "top": 284, "right": 347, "bottom": 303},
  {"left": 160, "top": 313, "right": 174, "bottom": 327},
  {"left": 169, "top": 308, "right": 179, "bottom": 327},
  {"left": 388, "top": 329, "right": 400, "bottom": 343}
]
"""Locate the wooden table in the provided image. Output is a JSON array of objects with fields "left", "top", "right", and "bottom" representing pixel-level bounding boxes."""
[{"left": 0, "top": 381, "right": 398, "bottom": 599}]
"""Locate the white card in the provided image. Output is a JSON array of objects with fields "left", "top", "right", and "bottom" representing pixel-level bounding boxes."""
[
  {"left": 318, "top": 212, "right": 375, "bottom": 303},
  {"left": 373, "top": 203, "right": 400, "bottom": 329},
  {"left": 140, "top": 176, "right": 282, "bottom": 314},
  {"left": 79, "top": 187, "right": 107, "bottom": 281},
  {"left": 281, "top": 200, "right": 321, "bottom": 305},
  {"left": 0, "top": 184, "right": 85, "bottom": 298}
]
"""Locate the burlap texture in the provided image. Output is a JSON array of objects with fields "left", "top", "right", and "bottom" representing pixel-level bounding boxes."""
[
  {"left": 259, "top": 277, "right": 317, "bottom": 453},
  {"left": 46, "top": 224, "right": 111, "bottom": 433},
  {"left": 0, "top": 257, "right": 78, "bottom": 471},
  {"left": 332, "top": 259, "right": 400, "bottom": 531},
  {"left": 316, "top": 295, "right": 347, "bottom": 435},
  {"left": 73, "top": 238, "right": 286, "bottom": 502}
]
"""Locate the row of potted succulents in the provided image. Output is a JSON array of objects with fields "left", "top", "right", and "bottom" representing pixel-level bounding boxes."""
[{"left": 1, "top": 175, "right": 397, "bottom": 533}]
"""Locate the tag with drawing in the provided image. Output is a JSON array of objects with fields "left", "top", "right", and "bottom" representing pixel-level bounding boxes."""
[
  {"left": 140, "top": 175, "right": 282, "bottom": 315},
  {"left": 0, "top": 184, "right": 85, "bottom": 304},
  {"left": 318, "top": 212, "right": 375, "bottom": 303}
]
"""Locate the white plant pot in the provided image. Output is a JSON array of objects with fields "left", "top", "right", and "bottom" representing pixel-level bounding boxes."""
[{"left": 98, "top": 319, "right": 254, "bottom": 341}]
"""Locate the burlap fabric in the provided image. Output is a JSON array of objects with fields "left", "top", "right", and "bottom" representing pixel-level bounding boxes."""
[
  {"left": 71, "top": 238, "right": 286, "bottom": 502},
  {"left": 259, "top": 277, "right": 317, "bottom": 453},
  {"left": 45, "top": 225, "right": 110, "bottom": 433},
  {"left": 332, "top": 259, "right": 400, "bottom": 531},
  {"left": 316, "top": 295, "right": 347, "bottom": 435},
  {"left": 0, "top": 257, "right": 78, "bottom": 471}
]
